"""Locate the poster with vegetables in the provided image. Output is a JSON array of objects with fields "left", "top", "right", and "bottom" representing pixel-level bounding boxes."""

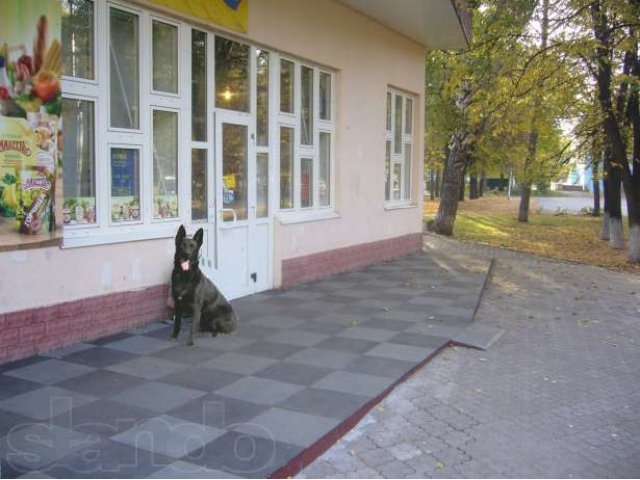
[{"left": 0, "top": 0, "right": 61, "bottom": 237}]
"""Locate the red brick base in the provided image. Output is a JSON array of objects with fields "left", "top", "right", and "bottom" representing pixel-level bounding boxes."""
[
  {"left": 281, "top": 233, "right": 423, "bottom": 289},
  {"left": 0, "top": 284, "right": 170, "bottom": 365}
]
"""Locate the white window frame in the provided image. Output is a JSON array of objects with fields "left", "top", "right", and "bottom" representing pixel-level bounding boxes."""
[{"left": 385, "top": 88, "right": 415, "bottom": 207}]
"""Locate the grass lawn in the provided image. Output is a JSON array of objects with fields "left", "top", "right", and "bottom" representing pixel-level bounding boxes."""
[{"left": 424, "top": 197, "right": 640, "bottom": 274}]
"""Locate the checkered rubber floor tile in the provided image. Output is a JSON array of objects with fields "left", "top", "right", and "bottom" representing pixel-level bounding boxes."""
[{"left": 0, "top": 251, "right": 489, "bottom": 478}]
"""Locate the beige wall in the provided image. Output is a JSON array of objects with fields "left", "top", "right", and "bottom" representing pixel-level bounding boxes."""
[{"left": 0, "top": 0, "right": 425, "bottom": 313}]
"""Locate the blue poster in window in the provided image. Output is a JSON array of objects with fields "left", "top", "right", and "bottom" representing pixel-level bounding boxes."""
[{"left": 111, "top": 149, "right": 136, "bottom": 197}]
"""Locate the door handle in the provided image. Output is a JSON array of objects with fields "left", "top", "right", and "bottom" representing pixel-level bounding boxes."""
[{"left": 220, "top": 208, "right": 238, "bottom": 227}]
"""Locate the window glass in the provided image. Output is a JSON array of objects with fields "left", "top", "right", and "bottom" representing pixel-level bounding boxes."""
[
  {"left": 62, "top": 99, "right": 96, "bottom": 224},
  {"left": 62, "top": 0, "right": 94, "bottom": 79},
  {"left": 280, "top": 59, "right": 294, "bottom": 113},
  {"left": 385, "top": 140, "right": 391, "bottom": 201},
  {"left": 152, "top": 20, "right": 178, "bottom": 93},
  {"left": 222, "top": 123, "right": 248, "bottom": 221},
  {"left": 215, "top": 37, "right": 250, "bottom": 112},
  {"left": 386, "top": 92, "right": 392, "bottom": 131},
  {"left": 394, "top": 94, "right": 402, "bottom": 154},
  {"left": 191, "top": 29, "right": 207, "bottom": 141},
  {"left": 152, "top": 110, "right": 179, "bottom": 219},
  {"left": 191, "top": 149, "right": 207, "bottom": 221},
  {"left": 319, "top": 72, "right": 331, "bottom": 121},
  {"left": 319, "top": 132, "right": 331, "bottom": 207},
  {"left": 301, "top": 158, "right": 313, "bottom": 208},
  {"left": 405, "top": 98, "right": 413, "bottom": 134},
  {"left": 280, "top": 127, "right": 294, "bottom": 209},
  {"left": 256, "top": 153, "right": 269, "bottom": 218},
  {"left": 392, "top": 163, "right": 401, "bottom": 201},
  {"left": 301, "top": 66, "right": 314, "bottom": 145},
  {"left": 110, "top": 7, "right": 139, "bottom": 129},
  {"left": 256, "top": 50, "right": 269, "bottom": 146},
  {"left": 110, "top": 148, "right": 141, "bottom": 222},
  {"left": 404, "top": 143, "right": 412, "bottom": 200}
]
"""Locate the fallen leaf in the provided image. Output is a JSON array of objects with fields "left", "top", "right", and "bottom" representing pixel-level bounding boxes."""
[{"left": 436, "top": 462, "right": 446, "bottom": 471}]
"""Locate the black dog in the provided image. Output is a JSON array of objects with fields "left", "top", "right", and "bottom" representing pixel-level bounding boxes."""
[{"left": 171, "top": 225, "right": 238, "bottom": 345}]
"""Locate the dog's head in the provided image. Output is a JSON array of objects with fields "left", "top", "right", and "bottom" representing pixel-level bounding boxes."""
[{"left": 175, "top": 225, "right": 204, "bottom": 272}]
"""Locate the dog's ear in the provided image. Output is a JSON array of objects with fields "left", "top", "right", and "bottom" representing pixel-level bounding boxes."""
[
  {"left": 194, "top": 228, "right": 204, "bottom": 248},
  {"left": 176, "top": 225, "right": 186, "bottom": 247}
]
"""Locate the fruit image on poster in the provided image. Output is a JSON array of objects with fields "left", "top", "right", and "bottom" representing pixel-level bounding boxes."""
[{"left": 0, "top": 0, "right": 61, "bottom": 238}]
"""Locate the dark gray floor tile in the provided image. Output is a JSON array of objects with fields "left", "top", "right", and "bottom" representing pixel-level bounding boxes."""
[
  {"left": 143, "top": 324, "right": 174, "bottom": 340},
  {"left": 50, "top": 399, "right": 153, "bottom": 436},
  {"left": 151, "top": 345, "right": 219, "bottom": 365},
  {"left": 111, "top": 414, "right": 225, "bottom": 459},
  {"left": 0, "top": 375, "right": 41, "bottom": 401},
  {"left": 246, "top": 315, "right": 305, "bottom": 330},
  {"left": 0, "top": 408, "right": 35, "bottom": 438},
  {"left": 232, "top": 325, "right": 280, "bottom": 340},
  {"left": 277, "top": 387, "right": 369, "bottom": 420},
  {"left": 110, "top": 381, "right": 205, "bottom": 413},
  {"left": 338, "top": 326, "right": 397, "bottom": 342},
  {"left": 215, "top": 377, "right": 303, "bottom": 406},
  {"left": 344, "top": 355, "right": 417, "bottom": 378},
  {"left": 105, "top": 336, "right": 174, "bottom": 355},
  {"left": 365, "top": 342, "right": 437, "bottom": 363},
  {"left": 44, "top": 439, "right": 174, "bottom": 478},
  {"left": 0, "top": 356, "right": 48, "bottom": 374},
  {"left": 361, "top": 318, "right": 415, "bottom": 331},
  {"left": 314, "top": 336, "right": 378, "bottom": 354},
  {"left": 42, "top": 343, "right": 95, "bottom": 359},
  {"left": 235, "top": 341, "right": 304, "bottom": 360},
  {"left": 184, "top": 431, "right": 303, "bottom": 478},
  {"left": 388, "top": 332, "right": 451, "bottom": 349},
  {"left": 313, "top": 371, "right": 395, "bottom": 398},
  {"left": 4, "top": 359, "right": 95, "bottom": 385},
  {"left": 159, "top": 368, "right": 242, "bottom": 392},
  {"left": 168, "top": 394, "right": 268, "bottom": 429},
  {"left": 264, "top": 330, "right": 330, "bottom": 347},
  {"left": 255, "top": 362, "right": 334, "bottom": 386},
  {"left": 57, "top": 370, "right": 142, "bottom": 398},
  {"left": 233, "top": 408, "right": 338, "bottom": 448},
  {"left": 285, "top": 347, "right": 359, "bottom": 370},
  {"left": 192, "top": 335, "right": 256, "bottom": 353},
  {"left": 61, "top": 346, "right": 138, "bottom": 369},
  {"left": 0, "top": 386, "right": 96, "bottom": 421},
  {"left": 148, "top": 460, "right": 239, "bottom": 478},
  {"left": 312, "top": 313, "right": 368, "bottom": 326},
  {"left": 296, "top": 322, "right": 347, "bottom": 335},
  {"left": 199, "top": 352, "right": 276, "bottom": 375},
  {"left": 106, "top": 356, "right": 186, "bottom": 380},
  {"left": 88, "top": 332, "right": 134, "bottom": 346}
]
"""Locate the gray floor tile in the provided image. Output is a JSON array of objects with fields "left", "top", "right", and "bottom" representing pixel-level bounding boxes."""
[
  {"left": 110, "top": 381, "right": 205, "bottom": 413},
  {"left": 88, "top": 332, "right": 133, "bottom": 346},
  {"left": 159, "top": 367, "right": 242, "bottom": 392},
  {"left": 216, "top": 376, "right": 304, "bottom": 406},
  {"left": 232, "top": 325, "right": 280, "bottom": 340},
  {"left": 200, "top": 352, "right": 276, "bottom": 375},
  {"left": 313, "top": 313, "right": 369, "bottom": 326},
  {"left": 233, "top": 407, "right": 339, "bottom": 447},
  {"left": 193, "top": 335, "right": 257, "bottom": 352},
  {"left": 285, "top": 347, "right": 359, "bottom": 370},
  {"left": 105, "top": 335, "right": 174, "bottom": 355},
  {"left": 61, "top": 346, "right": 139, "bottom": 368},
  {"left": 111, "top": 414, "right": 225, "bottom": 458},
  {"left": 338, "top": 326, "right": 398, "bottom": 342},
  {"left": 168, "top": 393, "right": 268, "bottom": 429},
  {"left": 365, "top": 342, "right": 437, "bottom": 363},
  {"left": 57, "top": 370, "right": 143, "bottom": 397},
  {"left": 264, "top": 330, "right": 330, "bottom": 347},
  {"left": 127, "top": 321, "right": 169, "bottom": 335},
  {"left": 41, "top": 343, "right": 95, "bottom": 359},
  {"left": 361, "top": 318, "right": 415, "bottom": 331},
  {"left": 0, "top": 375, "right": 40, "bottom": 402},
  {"left": 106, "top": 356, "right": 186, "bottom": 380},
  {"left": 453, "top": 323, "right": 505, "bottom": 350},
  {"left": 344, "top": 355, "right": 417, "bottom": 378},
  {"left": 235, "top": 341, "right": 304, "bottom": 360},
  {"left": 405, "top": 322, "right": 466, "bottom": 338},
  {"left": 0, "top": 423, "right": 98, "bottom": 471},
  {"left": 314, "top": 336, "right": 378, "bottom": 354},
  {"left": 0, "top": 386, "right": 96, "bottom": 421},
  {"left": 373, "top": 310, "right": 425, "bottom": 322},
  {"left": 4, "top": 359, "right": 95, "bottom": 385},
  {"left": 278, "top": 387, "right": 369, "bottom": 419},
  {"left": 296, "top": 322, "right": 347, "bottom": 335},
  {"left": 185, "top": 431, "right": 302, "bottom": 478},
  {"left": 151, "top": 345, "right": 219, "bottom": 365},
  {"left": 388, "top": 332, "right": 451, "bottom": 349},
  {"left": 247, "top": 315, "right": 305, "bottom": 329},
  {"left": 148, "top": 460, "right": 240, "bottom": 478},
  {"left": 255, "top": 362, "right": 334, "bottom": 386},
  {"left": 313, "top": 371, "right": 395, "bottom": 398},
  {"left": 0, "top": 409, "right": 35, "bottom": 438}
]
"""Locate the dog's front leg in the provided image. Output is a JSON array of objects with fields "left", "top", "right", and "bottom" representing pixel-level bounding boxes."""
[
  {"left": 188, "top": 303, "right": 201, "bottom": 346},
  {"left": 171, "top": 302, "right": 182, "bottom": 339}
]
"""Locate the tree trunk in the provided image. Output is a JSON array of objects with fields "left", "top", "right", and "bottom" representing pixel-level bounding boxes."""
[
  {"left": 469, "top": 173, "right": 479, "bottom": 199},
  {"left": 459, "top": 165, "right": 467, "bottom": 202},
  {"left": 518, "top": 185, "right": 532, "bottom": 222},
  {"left": 606, "top": 152, "right": 625, "bottom": 250},
  {"left": 601, "top": 176, "right": 610, "bottom": 240},
  {"left": 434, "top": 170, "right": 441, "bottom": 198},
  {"left": 592, "top": 159, "right": 601, "bottom": 216},
  {"left": 431, "top": 130, "right": 469, "bottom": 236},
  {"left": 479, "top": 170, "right": 486, "bottom": 197},
  {"left": 429, "top": 169, "right": 436, "bottom": 200},
  {"left": 499, "top": 172, "right": 505, "bottom": 192}
]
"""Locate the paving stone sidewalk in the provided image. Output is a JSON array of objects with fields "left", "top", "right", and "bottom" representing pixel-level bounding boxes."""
[
  {"left": 298, "top": 234, "right": 640, "bottom": 479},
  {"left": 0, "top": 248, "right": 490, "bottom": 479}
]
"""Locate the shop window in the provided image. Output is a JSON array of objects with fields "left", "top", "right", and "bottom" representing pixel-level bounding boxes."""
[
  {"left": 110, "top": 147, "right": 141, "bottom": 223},
  {"left": 152, "top": 20, "right": 178, "bottom": 94},
  {"left": 256, "top": 50, "right": 269, "bottom": 146},
  {"left": 280, "top": 127, "right": 294, "bottom": 209},
  {"left": 215, "top": 37, "right": 249, "bottom": 112},
  {"left": 152, "top": 110, "right": 179, "bottom": 219},
  {"left": 62, "top": 98, "right": 96, "bottom": 225},
  {"left": 280, "top": 59, "right": 294, "bottom": 114},
  {"left": 222, "top": 123, "right": 248, "bottom": 221},
  {"left": 256, "top": 153, "right": 269, "bottom": 218},
  {"left": 301, "top": 157, "right": 313, "bottom": 208},
  {"left": 109, "top": 7, "right": 139, "bottom": 129},
  {"left": 61, "top": 0, "right": 94, "bottom": 80},
  {"left": 301, "top": 66, "right": 313, "bottom": 145},
  {"left": 319, "top": 132, "right": 331, "bottom": 207},
  {"left": 319, "top": 72, "right": 331, "bottom": 121},
  {"left": 191, "top": 149, "right": 207, "bottom": 221},
  {"left": 191, "top": 29, "right": 207, "bottom": 142},
  {"left": 385, "top": 89, "right": 414, "bottom": 205}
]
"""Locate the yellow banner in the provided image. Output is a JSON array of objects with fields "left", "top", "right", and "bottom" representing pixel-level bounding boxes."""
[{"left": 148, "top": 0, "right": 248, "bottom": 33}]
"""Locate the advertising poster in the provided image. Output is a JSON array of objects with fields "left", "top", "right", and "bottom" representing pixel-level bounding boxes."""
[
  {"left": 111, "top": 148, "right": 141, "bottom": 223},
  {"left": 0, "top": 0, "right": 62, "bottom": 240}
]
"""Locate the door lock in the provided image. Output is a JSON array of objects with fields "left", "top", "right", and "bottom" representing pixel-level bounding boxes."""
[{"left": 251, "top": 272, "right": 257, "bottom": 282}]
